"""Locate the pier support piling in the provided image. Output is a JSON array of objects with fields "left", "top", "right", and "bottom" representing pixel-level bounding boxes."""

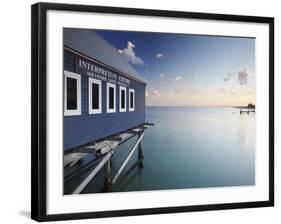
[
  {"left": 111, "top": 132, "right": 144, "bottom": 185},
  {"left": 103, "top": 159, "right": 112, "bottom": 191},
  {"left": 138, "top": 132, "right": 144, "bottom": 168}
]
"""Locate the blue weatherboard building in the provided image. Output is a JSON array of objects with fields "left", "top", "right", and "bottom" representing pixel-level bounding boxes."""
[{"left": 63, "top": 28, "right": 146, "bottom": 151}]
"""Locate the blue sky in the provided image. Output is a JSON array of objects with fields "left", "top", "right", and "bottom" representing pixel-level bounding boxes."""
[{"left": 97, "top": 30, "right": 255, "bottom": 107}]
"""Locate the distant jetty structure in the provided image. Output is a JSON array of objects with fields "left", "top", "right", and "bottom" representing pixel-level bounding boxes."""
[{"left": 238, "top": 103, "right": 255, "bottom": 114}]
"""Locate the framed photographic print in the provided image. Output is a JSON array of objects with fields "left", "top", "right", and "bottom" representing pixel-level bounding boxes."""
[{"left": 31, "top": 2, "right": 274, "bottom": 222}]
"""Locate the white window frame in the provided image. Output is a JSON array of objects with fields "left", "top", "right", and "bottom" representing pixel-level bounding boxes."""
[
  {"left": 106, "top": 82, "right": 116, "bottom": 113},
  {"left": 119, "top": 86, "right": 127, "bottom": 112},
  {"left": 64, "top": 70, "right": 81, "bottom": 116},
  {"left": 88, "top": 78, "right": 102, "bottom": 114},
  {"left": 129, "top": 88, "right": 135, "bottom": 112}
]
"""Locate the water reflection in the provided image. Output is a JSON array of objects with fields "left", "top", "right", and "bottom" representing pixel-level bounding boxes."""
[
  {"left": 112, "top": 107, "right": 255, "bottom": 192},
  {"left": 66, "top": 106, "right": 256, "bottom": 194}
]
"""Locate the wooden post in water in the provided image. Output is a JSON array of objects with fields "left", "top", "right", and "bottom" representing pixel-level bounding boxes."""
[
  {"left": 138, "top": 131, "right": 144, "bottom": 168},
  {"left": 103, "top": 157, "right": 111, "bottom": 191}
]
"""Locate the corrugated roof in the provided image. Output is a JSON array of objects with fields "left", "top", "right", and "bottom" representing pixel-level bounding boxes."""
[{"left": 64, "top": 28, "right": 144, "bottom": 82}]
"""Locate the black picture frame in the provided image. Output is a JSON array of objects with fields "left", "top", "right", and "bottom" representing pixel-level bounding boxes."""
[{"left": 31, "top": 2, "right": 274, "bottom": 222}]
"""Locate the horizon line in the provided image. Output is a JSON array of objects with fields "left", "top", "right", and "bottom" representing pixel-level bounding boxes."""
[{"left": 145, "top": 105, "right": 251, "bottom": 107}]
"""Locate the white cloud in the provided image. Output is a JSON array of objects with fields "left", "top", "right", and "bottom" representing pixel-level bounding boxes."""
[
  {"left": 156, "top": 53, "right": 164, "bottom": 59},
  {"left": 159, "top": 73, "right": 165, "bottom": 78},
  {"left": 118, "top": 41, "right": 144, "bottom": 65},
  {"left": 223, "top": 72, "right": 234, "bottom": 82},
  {"left": 238, "top": 69, "right": 252, "bottom": 85},
  {"left": 151, "top": 89, "right": 161, "bottom": 97},
  {"left": 174, "top": 76, "right": 183, "bottom": 82},
  {"left": 145, "top": 91, "right": 149, "bottom": 97}
]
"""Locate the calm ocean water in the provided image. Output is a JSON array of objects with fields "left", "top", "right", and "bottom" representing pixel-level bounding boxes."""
[{"left": 65, "top": 106, "right": 256, "bottom": 194}]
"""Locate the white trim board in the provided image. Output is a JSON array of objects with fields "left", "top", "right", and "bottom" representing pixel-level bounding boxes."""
[
  {"left": 88, "top": 78, "right": 102, "bottom": 114},
  {"left": 119, "top": 86, "right": 127, "bottom": 112},
  {"left": 129, "top": 88, "right": 135, "bottom": 112},
  {"left": 107, "top": 82, "right": 116, "bottom": 113},
  {"left": 64, "top": 70, "right": 81, "bottom": 116}
]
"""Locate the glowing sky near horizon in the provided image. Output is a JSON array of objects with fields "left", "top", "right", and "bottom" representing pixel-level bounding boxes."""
[{"left": 97, "top": 30, "right": 255, "bottom": 107}]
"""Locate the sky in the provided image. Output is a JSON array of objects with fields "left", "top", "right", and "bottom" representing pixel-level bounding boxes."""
[{"left": 97, "top": 30, "right": 256, "bottom": 107}]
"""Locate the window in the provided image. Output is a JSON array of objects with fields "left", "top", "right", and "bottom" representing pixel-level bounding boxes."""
[
  {"left": 119, "top": 86, "right": 127, "bottom": 112},
  {"left": 129, "top": 88, "right": 135, "bottom": 112},
  {"left": 107, "top": 82, "right": 116, "bottom": 113},
  {"left": 64, "top": 70, "right": 81, "bottom": 116},
  {"left": 88, "top": 78, "right": 102, "bottom": 114}
]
